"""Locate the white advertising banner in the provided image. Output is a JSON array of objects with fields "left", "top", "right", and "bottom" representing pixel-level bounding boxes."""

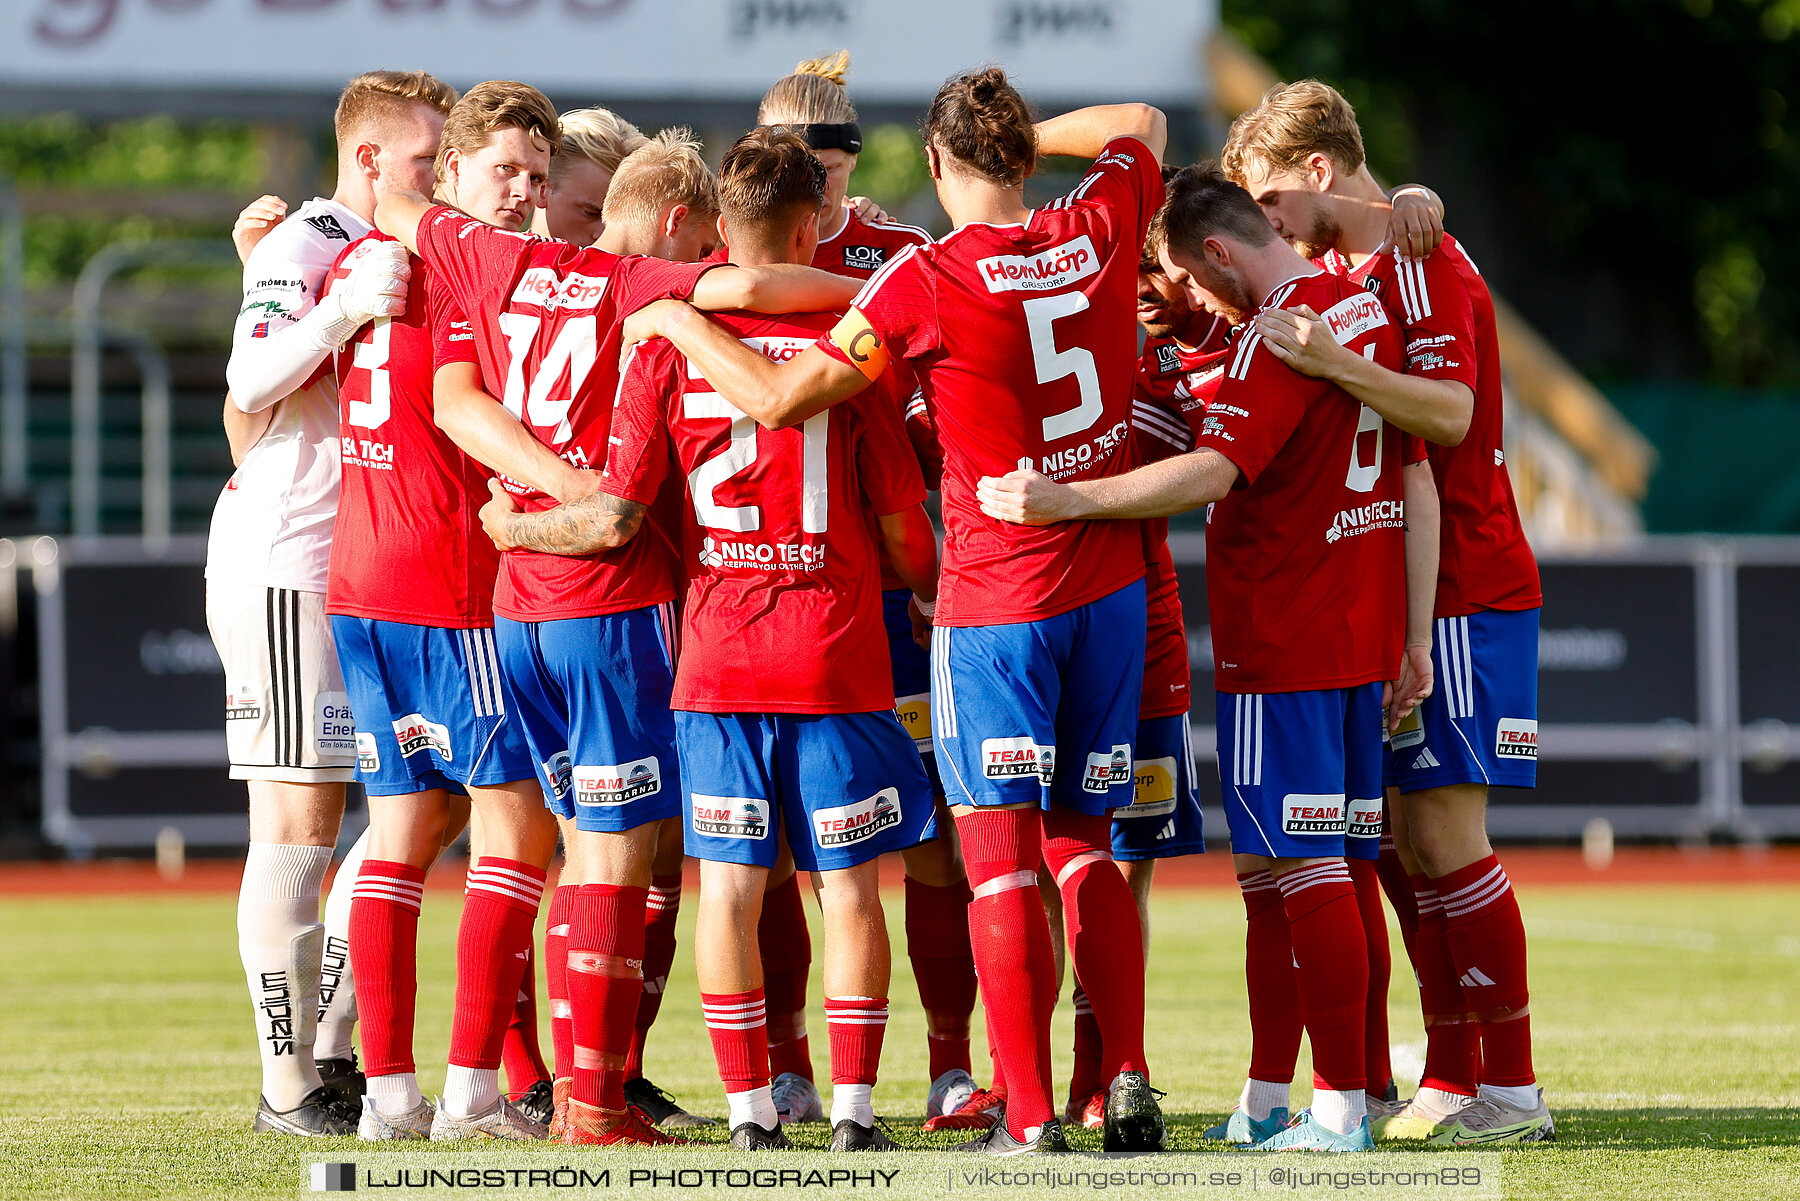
[{"left": 3, "top": 0, "right": 1213, "bottom": 105}]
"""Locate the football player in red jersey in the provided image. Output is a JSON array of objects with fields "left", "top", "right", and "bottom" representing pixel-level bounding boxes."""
[
  {"left": 1045, "top": 217, "right": 1229, "bottom": 1130},
  {"left": 1226, "top": 81, "right": 1550, "bottom": 1146},
  {"left": 615, "top": 70, "right": 1170, "bottom": 1156},
  {"left": 485, "top": 129, "right": 942, "bottom": 1151},
  {"left": 373, "top": 130, "right": 861, "bottom": 1148},
  {"left": 322, "top": 81, "right": 587, "bottom": 1143},
  {"left": 980, "top": 164, "right": 1439, "bottom": 1152},
  {"left": 533, "top": 107, "right": 648, "bottom": 248},
  {"left": 756, "top": 51, "right": 976, "bottom": 1128}
]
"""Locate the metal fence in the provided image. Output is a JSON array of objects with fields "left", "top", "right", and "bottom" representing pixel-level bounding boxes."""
[{"left": 13, "top": 534, "right": 1799, "bottom": 855}]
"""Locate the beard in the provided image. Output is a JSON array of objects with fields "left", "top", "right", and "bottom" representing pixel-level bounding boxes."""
[
  {"left": 1140, "top": 314, "right": 1182, "bottom": 339},
  {"left": 1288, "top": 200, "right": 1342, "bottom": 262}
]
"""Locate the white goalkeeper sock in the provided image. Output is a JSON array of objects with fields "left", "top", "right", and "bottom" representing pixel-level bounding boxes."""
[{"left": 238, "top": 841, "right": 332, "bottom": 1111}]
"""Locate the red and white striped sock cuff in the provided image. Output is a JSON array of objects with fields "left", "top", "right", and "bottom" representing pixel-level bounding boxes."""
[
  {"left": 351, "top": 860, "right": 426, "bottom": 915},
  {"left": 824, "top": 997, "right": 889, "bottom": 1027},
  {"left": 1437, "top": 862, "right": 1510, "bottom": 919},
  {"left": 1237, "top": 870, "right": 1279, "bottom": 895},
  {"left": 647, "top": 883, "right": 681, "bottom": 913},
  {"left": 702, "top": 992, "right": 767, "bottom": 1031},
  {"left": 1071, "top": 986, "right": 1093, "bottom": 1017},
  {"left": 1413, "top": 884, "right": 1444, "bottom": 917},
  {"left": 465, "top": 857, "right": 547, "bottom": 913},
  {"left": 1275, "top": 860, "right": 1353, "bottom": 899}
]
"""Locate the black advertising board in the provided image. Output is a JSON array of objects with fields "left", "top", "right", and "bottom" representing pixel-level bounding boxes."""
[
  {"left": 60, "top": 560, "right": 220, "bottom": 734},
  {"left": 1536, "top": 562, "right": 1697, "bottom": 724}
]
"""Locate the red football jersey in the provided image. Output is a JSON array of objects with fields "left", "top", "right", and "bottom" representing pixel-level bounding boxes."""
[
  {"left": 1318, "top": 236, "right": 1540, "bottom": 615},
  {"left": 813, "top": 209, "right": 941, "bottom": 588},
  {"left": 1130, "top": 333, "right": 1229, "bottom": 719},
  {"left": 320, "top": 234, "right": 490, "bottom": 626},
  {"left": 819, "top": 138, "right": 1163, "bottom": 626},
  {"left": 1200, "top": 271, "right": 1417, "bottom": 694},
  {"left": 604, "top": 310, "right": 927, "bottom": 715},
  {"left": 417, "top": 208, "right": 714, "bottom": 622}
]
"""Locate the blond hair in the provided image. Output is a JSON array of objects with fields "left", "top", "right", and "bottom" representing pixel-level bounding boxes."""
[
  {"left": 1221, "top": 80, "right": 1366, "bottom": 185},
  {"left": 551, "top": 106, "right": 649, "bottom": 187},
  {"left": 434, "top": 80, "right": 562, "bottom": 190},
  {"left": 600, "top": 127, "right": 718, "bottom": 230},
  {"left": 333, "top": 70, "right": 457, "bottom": 147},
  {"left": 757, "top": 51, "right": 857, "bottom": 126}
]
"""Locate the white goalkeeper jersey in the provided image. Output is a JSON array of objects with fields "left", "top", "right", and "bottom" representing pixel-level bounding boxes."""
[{"left": 207, "top": 197, "right": 370, "bottom": 593}]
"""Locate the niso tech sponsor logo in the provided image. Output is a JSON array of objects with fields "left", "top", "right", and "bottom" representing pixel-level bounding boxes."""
[
  {"left": 976, "top": 235, "right": 1099, "bottom": 293},
  {"left": 1495, "top": 718, "right": 1538, "bottom": 759},
  {"left": 1347, "top": 795, "right": 1384, "bottom": 838},
  {"left": 1282, "top": 794, "right": 1346, "bottom": 834},
  {"left": 1324, "top": 498, "right": 1404, "bottom": 544},
  {"left": 813, "top": 789, "right": 902, "bottom": 847},
  {"left": 981, "top": 737, "right": 1054, "bottom": 782},
  {"left": 575, "top": 757, "right": 661, "bottom": 807},
  {"left": 698, "top": 536, "right": 826, "bottom": 571},
  {"left": 691, "top": 795, "right": 769, "bottom": 840},
  {"left": 391, "top": 714, "right": 452, "bottom": 761}
]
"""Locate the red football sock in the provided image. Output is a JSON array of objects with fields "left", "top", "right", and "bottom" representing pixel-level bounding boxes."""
[
  {"left": 825, "top": 996, "right": 888, "bottom": 1085},
  {"left": 1435, "top": 855, "right": 1534, "bottom": 1088},
  {"left": 349, "top": 859, "right": 427, "bottom": 1078},
  {"left": 544, "top": 884, "right": 575, "bottom": 1083},
  {"left": 759, "top": 872, "right": 814, "bottom": 1082},
  {"left": 1237, "top": 870, "right": 1303, "bottom": 1085},
  {"left": 1276, "top": 861, "right": 1368, "bottom": 1095},
  {"left": 984, "top": 1002, "right": 1008, "bottom": 1097},
  {"left": 1348, "top": 858, "right": 1393, "bottom": 1097},
  {"left": 904, "top": 876, "right": 977, "bottom": 1080},
  {"left": 502, "top": 942, "right": 550, "bottom": 1093},
  {"left": 626, "top": 872, "right": 682, "bottom": 1080},
  {"left": 1068, "top": 985, "right": 1103, "bottom": 1104},
  {"left": 702, "top": 988, "right": 770, "bottom": 1094},
  {"left": 567, "top": 883, "right": 646, "bottom": 1112},
  {"left": 1376, "top": 838, "right": 1420, "bottom": 967},
  {"left": 450, "top": 858, "right": 547, "bottom": 1072},
  {"left": 1041, "top": 806, "right": 1145, "bottom": 1081},
  {"left": 1412, "top": 873, "right": 1480, "bottom": 1095},
  {"left": 959, "top": 807, "right": 1055, "bottom": 1139}
]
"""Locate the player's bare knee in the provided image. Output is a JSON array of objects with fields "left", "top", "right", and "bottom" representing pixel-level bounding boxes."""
[{"left": 246, "top": 781, "right": 346, "bottom": 846}]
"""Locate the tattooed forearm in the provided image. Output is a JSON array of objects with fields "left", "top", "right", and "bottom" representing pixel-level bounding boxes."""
[{"left": 502, "top": 492, "right": 648, "bottom": 555}]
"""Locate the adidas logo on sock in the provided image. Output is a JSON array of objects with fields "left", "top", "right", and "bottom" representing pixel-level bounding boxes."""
[
  {"left": 1412, "top": 748, "right": 1441, "bottom": 770},
  {"left": 1459, "top": 967, "right": 1497, "bottom": 988}
]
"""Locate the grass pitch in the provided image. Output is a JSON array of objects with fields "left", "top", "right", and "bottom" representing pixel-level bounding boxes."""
[{"left": 0, "top": 878, "right": 1795, "bottom": 1200}]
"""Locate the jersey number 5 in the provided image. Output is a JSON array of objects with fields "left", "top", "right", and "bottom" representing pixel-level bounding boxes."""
[
  {"left": 685, "top": 390, "right": 830, "bottom": 534},
  {"left": 1026, "top": 292, "right": 1103, "bottom": 442}
]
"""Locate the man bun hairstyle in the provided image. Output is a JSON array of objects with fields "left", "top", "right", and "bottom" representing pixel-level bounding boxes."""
[
  {"left": 334, "top": 70, "right": 457, "bottom": 146},
  {"left": 434, "top": 80, "right": 562, "bottom": 189},
  {"left": 1221, "top": 79, "right": 1366, "bottom": 185},
  {"left": 600, "top": 127, "right": 719, "bottom": 231},
  {"left": 718, "top": 126, "right": 828, "bottom": 230},
  {"left": 1158, "top": 162, "right": 1278, "bottom": 258},
  {"left": 758, "top": 51, "right": 858, "bottom": 126},
  {"left": 922, "top": 66, "right": 1036, "bottom": 187},
  {"left": 551, "top": 106, "right": 648, "bottom": 187}
]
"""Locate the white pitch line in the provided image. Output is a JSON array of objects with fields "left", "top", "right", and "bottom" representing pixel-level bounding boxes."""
[{"left": 1527, "top": 917, "right": 1716, "bottom": 952}]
